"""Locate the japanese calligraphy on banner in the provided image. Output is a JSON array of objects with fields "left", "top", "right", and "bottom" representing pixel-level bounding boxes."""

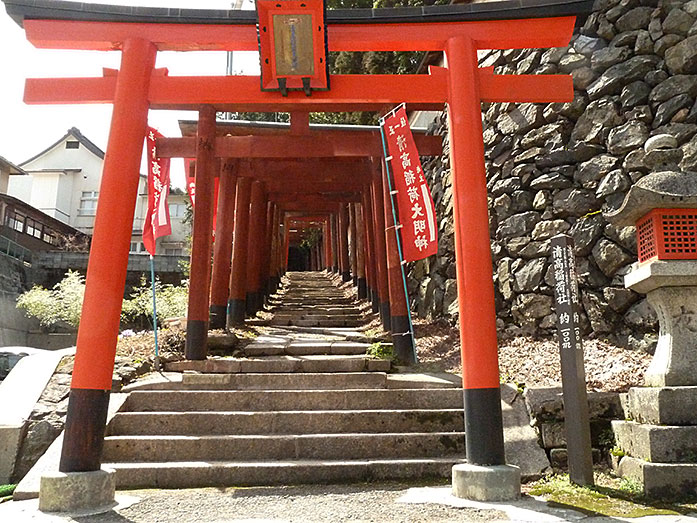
[
  {"left": 184, "top": 158, "right": 196, "bottom": 205},
  {"left": 551, "top": 234, "right": 583, "bottom": 353},
  {"left": 143, "top": 127, "right": 171, "bottom": 256},
  {"left": 381, "top": 106, "right": 438, "bottom": 261}
]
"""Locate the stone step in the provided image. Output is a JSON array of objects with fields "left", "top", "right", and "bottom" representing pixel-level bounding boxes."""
[
  {"left": 125, "top": 388, "right": 464, "bottom": 412},
  {"left": 165, "top": 355, "right": 389, "bottom": 374},
  {"left": 270, "top": 318, "right": 365, "bottom": 327},
  {"left": 179, "top": 372, "right": 389, "bottom": 390},
  {"left": 272, "top": 306, "right": 361, "bottom": 317},
  {"left": 625, "top": 386, "right": 697, "bottom": 426},
  {"left": 105, "top": 457, "right": 465, "bottom": 489},
  {"left": 613, "top": 420, "right": 697, "bottom": 463},
  {"left": 241, "top": 341, "right": 369, "bottom": 357},
  {"left": 616, "top": 456, "right": 697, "bottom": 498},
  {"left": 107, "top": 409, "right": 464, "bottom": 436},
  {"left": 102, "top": 432, "right": 465, "bottom": 462}
]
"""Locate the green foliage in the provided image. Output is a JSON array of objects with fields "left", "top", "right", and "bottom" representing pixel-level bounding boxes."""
[
  {"left": 16, "top": 271, "right": 189, "bottom": 330},
  {"left": 16, "top": 270, "right": 85, "bottom": 328},
  {"left": 121, "top": 276, "right": 189, "bottom": 326},
  {"left": 299, "top": 228, "right": 322, "bottom": 250},
  {"left": 610, "top": 446, "right": 626, "bottom": 457},
  {"left": 367, "top": 342, "right": 395, "bottom": 360},
  {"left": 0, "top": 484, "right": 16, "bottom": 497}
]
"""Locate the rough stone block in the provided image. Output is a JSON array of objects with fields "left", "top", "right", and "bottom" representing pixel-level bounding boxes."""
[
  {"left": 613, "top": 420, "right": 697, "bottom": 463},
  {"left": 39, "top": 468, "right": 115, "bottom": 513},
  {"left": 0, "top": 425, "right": 23, "bottom": 483},
  {"left": 616, "top": 456, "right": 697, "bottom": 498},
  {"left": 549, "top": 447, "right": 603, "bottom": 468},
  {"left": 452, "top": 463, "right": 520, "bottom": 501},
  {"left": 626, "top": 386, "right": 697, "bottom": 425},
  {"left": 524, "top": 387, "right": 624, "bottom": 423}
]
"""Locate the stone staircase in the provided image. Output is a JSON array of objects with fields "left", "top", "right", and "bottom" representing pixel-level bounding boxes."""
[
  {"left": 267, "top": 272, "right": 366, "bottom": 328},
  {"left": 101, "top": 271, "right": 466, "bottom": 488}
]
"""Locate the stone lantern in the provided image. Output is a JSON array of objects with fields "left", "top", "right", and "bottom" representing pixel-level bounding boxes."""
[{"left": 605, "top": 134, "right": 697, "bottom": 497}]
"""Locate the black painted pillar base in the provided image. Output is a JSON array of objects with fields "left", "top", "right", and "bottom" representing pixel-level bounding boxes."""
[
  {"left": 380, "top": 302, "right": 391, "bottom": 331},
  {"left": 391, "top": 315, "right": 415, "bottom": 364},
  {"left": 463, "top": 387, "right": 506, "bottom": 465},
  {"left": 246, "top": 291, "right": 261, "bottom": 316},
  {"left": 341, "top": 271, "right": 351, "bottom": 282},
  {"left": 352, "top": 276, "right": 358, "bottom": 286},
  {"left": 226, "top": 299, "right": 246, "bottom": 327},
  {"left": 59, "top": 388, "right": 110, "bottom": 472},
  {"left": 371, "top": 290, "right": 380, "bottom": 314},
  {"left": 185, "top": 319, "right": 208, "bottom": 360},
  {"left": 357, "top": 278, "right": 368, "bottom": 300},
  {"left": 209, "top": 304, "right": 227, "bottom": 330},
  {"left": 333, "top": 265, "right": 339, "bottom": 274}
]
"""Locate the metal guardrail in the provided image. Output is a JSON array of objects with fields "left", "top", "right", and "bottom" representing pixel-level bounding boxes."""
[{"left": 0, "top": 235, "right": 32, "bottom": 266}]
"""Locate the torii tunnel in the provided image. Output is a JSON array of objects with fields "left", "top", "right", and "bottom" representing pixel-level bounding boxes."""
[{"left": 3, "top": 0, "right": 588, "bottom": 477}]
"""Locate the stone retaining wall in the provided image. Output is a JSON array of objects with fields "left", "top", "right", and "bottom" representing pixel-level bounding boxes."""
[{"left": 409, "top": 0, "right": 697, "bottom": 349}]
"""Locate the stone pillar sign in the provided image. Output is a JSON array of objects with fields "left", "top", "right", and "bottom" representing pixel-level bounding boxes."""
[{"left": 551, "top": 234, "right": 594, "bottom": 487}]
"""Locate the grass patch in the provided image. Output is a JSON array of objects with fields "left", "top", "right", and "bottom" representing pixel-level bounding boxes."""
[
  {"left": 528, "top": 473, "right": 697, "bottom": 518},
  {"left": 0, "top": 484, "right": 16, "bottom": 503},
  {"left": 367, "top": 342, "right": 395, "bottom": 361}
]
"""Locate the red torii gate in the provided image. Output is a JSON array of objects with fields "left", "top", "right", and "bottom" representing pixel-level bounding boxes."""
[{"left": 5, "top": 0, "right": 580, "bottom": 482}]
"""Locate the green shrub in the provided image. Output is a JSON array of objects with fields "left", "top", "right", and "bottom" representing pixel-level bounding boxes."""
[
  {"left": 16, "top": 271, "right": 188, "bottom": 330},
  {"left": 16, "top": 270, "right": 85, "bottom": 328}
]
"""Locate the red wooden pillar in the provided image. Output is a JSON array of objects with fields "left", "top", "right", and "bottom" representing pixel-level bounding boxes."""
[
  {"left": 324, "top": 220, "right": 331, "bottom": 271},
  {"left": 261, "top": 201, "right": 274, "bottom": 300},
  {"left": 338, "top": 204, "right": 350, "bottom": 282},
  {"left": 362, "top": 189, "right": 380, "bottom": 314},
  {"left": 349, "top": 203, "right": 358, "bottom": 285},
  {"left": 246, "top": 180, "right": 267, "bottom": 315},
  {"left": 270, "top": 205, "right": 282, "bottom": 289},
  {"left": 355, "top": 203, "right": 367, "bottom": 299},
  {"left": 209, "top": 160, "right": 237, "bottom": 330},
  {"left": 283, "top": 216, "right": 290, "bottom": 273},
  {"left": 185, "top": 106, "right": 217, "bottom": 360},
  {"left": 331, "top": 213, "right": 339, "bottom": 273},
  {"left": 446, "top": 36, "right": 505, "bottom": 466},
  {"left": 227, "top": 175, "right": 251, "bottom": 327},
  {"left": 371, "top": 169, "right": 391, "bottom": 331},
  {"left": 60, "top": 38, "right": 156, "bottom": 473},
  {"left": 382, "top": 160, "right": 415, "bottom": 364}
]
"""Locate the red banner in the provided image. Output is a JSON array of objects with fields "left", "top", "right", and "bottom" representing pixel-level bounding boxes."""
[
  {"left": 381, "top": 106, "right": 438, "bottom": 261},
  {"left": 143, "top": 127, "right": 172, "bottom": 256}
]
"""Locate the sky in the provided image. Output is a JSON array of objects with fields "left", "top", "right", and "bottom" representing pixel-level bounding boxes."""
[{"left": 0, "top": 0, "right": 259, "bottom": 187}]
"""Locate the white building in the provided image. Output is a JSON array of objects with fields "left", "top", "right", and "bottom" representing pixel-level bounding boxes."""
[{"left": 7, "top": 128, "right": 189, "bottom": 255}]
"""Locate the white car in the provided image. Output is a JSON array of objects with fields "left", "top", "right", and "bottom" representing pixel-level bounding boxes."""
[{"left": 0, "top": 347, "right": 47, "bottom": 381}]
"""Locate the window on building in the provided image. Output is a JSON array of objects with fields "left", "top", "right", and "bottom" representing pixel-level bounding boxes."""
[
  {"left": 129, "top": 242, "right": 148, "bottom": 254},
  {"left": 78, "top": 191, "right": 98, "bottom": 215},
  {"left": 165, "top": 248, "right": 183, "bottom": 255},
  {"left": 5, "top": 211, "right": 25, "bottom": 233},
  {"left": 65, "top": 140, "right": 80, "bottom": 149},
  {"left": 43, "top": 231, "right": 56, "bottom": 245},
  {"left": 168, "top": 203, "right": 186, "bottom": 218},
  {"left": 26, "top": 218, "right": 43, "bottom": 239}
]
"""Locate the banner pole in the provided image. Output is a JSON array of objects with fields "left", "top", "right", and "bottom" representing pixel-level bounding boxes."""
[
  {"left": 150, "top": 254, "right": 160, "bottom": 370},
  {"left": 378, "top": 115, "right": 417, "bottom": 363}
]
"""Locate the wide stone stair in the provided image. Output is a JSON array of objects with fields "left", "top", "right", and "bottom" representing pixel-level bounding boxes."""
[{"left": 101, "top": 271, "right": 467, "bottom": 488}]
